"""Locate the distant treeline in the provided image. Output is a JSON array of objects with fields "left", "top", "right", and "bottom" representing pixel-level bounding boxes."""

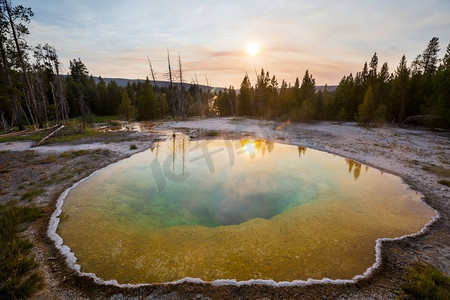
[
  {"left": 1, "top": 0, "right": 449, "bottom": 130},
  {"left": 215, "top": 37, "right": 449, "bottom": 127}
]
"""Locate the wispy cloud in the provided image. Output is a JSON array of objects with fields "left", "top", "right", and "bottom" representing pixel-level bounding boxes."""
[{"left": 19, "top": 0, "right": 450, "bottom": 86}]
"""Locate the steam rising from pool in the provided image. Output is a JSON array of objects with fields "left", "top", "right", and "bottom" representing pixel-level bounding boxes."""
[{"left": 52, "top": 138, "right": 435, "bottom": 285}]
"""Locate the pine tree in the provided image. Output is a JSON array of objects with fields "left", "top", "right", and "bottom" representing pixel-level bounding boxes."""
[
  {"left": 118, "top": 90, "right": 135, "bottom": 120},
  {"left": 293, "top": 77, "right": 301, "bottom": 108},
  {"left": 361, "top": 62, "right": 369, "bottom": 85},
  {"left": 299, "top": 70, "right": 316, "bottom": 103},
  {"left": 369, "top": 52, "right": 378, "bottom": 80},
  {"left": 68, "top": 58, "right": 91, "bottom": 127},
  {"left": 357, "top": 85, "right": 375, "bottom": 124},
  {"left": 421, "top": 37, "right": 440, "bottom": 74},
  {"left": 391, "top": 55, "right": 410, "bottom": 122},
  {"left": 238, "top": 74, "right": 252, "bottom": 116},
  {"left": 69, "top": 58, "right": 89, "bottom": 83},
  {"left": 94, "top": 77, "right": 107, "bottom": 115},
  {"left": 136, "top": 79, "right": 157, "bottom": 120},
  {"left": 425, "top": 43, "right": 450, "bottom": 127},
  {"left": 443, "top": 44, "right": 450, "bottom": 69},
  {"left": 377, "top": 62, "right": 390, "bottom": 108},
  {"left": 106, "top": 80, "right": 122, "bottom": 115}
]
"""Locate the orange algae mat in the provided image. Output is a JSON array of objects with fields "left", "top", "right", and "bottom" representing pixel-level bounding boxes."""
[{"left": 57, "top": 139, "right": 435, "bottom": 284}]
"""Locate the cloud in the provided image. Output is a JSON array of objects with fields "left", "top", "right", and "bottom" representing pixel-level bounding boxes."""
[{"left": 20, "top": 0, "right": 450, "bottom": 86}]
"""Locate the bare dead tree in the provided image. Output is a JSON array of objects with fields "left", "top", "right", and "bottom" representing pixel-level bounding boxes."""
[
  {"left": 77, "top": 91, "right": 91, "bottom": 130},
  {"left": 0, "top": 110, "right": 11, "bottom": 132},
  {"left": 0, "top": 32, "right": 24, "bottom": 130},
  {"left": 147, "top": 56, "right": 157, "bottom": 86},
  {"left": 178, "top": 53, "right": 188, "bottom": 119},
  {"left": 20, "top": 84, "right": 37, "bottom": 126},
  {"left": 49, "top": 81, "right": 60, "bottom": 122},
  {"left": 32, "top": 45, "right": 51, "bottom": 126},
  {"left": 51, "top": 46, "right": 69, "bottom": 122},
  {"left": 165, "top": 48, "right": 176, "bottom": 118},
  {"left": 205, "top": 75, "right": 210, "bottom": 90},
  {"left": 33, "top": 70, "right": 49, "bottom": 126},
  {"left": 186, "top": 73, "right": 204, "bottom": 117},
  {"left": 147, "top": 56, "right": 165, "bottom": 118},
  {"left": 205, "top": 75, "right": 219, "bottom": 117},
  {"left": 17, "top": 100, "right": 31, "bottom": 126},
  {"left": 195, "top": 74, "right": 204, "bottom": 116},
  {"left": 167, "top": 48, "right": 173, "bottom": 89},
  {"left": 3, "top": 0, "right": 42, "bottom": 128},
  {"left": 226, "top": 86, "right": 236, "bottom": 117},
  {"left": 204, "top": 75, "right": 211, "bottom": 116}
]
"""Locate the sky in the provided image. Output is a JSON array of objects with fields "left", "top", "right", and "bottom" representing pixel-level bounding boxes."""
[{"left": 19, "top": 0, "right": 450, "bottom": 88}]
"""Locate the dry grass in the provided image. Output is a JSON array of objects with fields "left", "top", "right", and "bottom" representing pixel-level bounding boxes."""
[
  {"left": 422, "top": 165, "right": 450, "bottom": 177},
  {"left": 0, "top": 204, "right": 43, "bottom": 299},
  {"left": 438, "top": 179, "right": 450, "bottom": 187}
]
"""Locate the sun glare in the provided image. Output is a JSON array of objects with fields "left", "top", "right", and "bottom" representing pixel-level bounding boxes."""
[{"left": 246, "top": 43, "right": 259, "bottom": 56}]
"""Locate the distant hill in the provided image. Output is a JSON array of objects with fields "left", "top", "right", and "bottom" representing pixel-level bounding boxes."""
[
  {"left": 315, "top": 85, "right": 337, "bottom": 92},
  {"left": 91, "top": 76, "right": 337, "bottom": 93},
  {"left": 92, "top": 76, "right": 219, "bottom": 92}
]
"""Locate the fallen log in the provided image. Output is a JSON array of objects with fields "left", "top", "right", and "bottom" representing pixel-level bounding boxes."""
[{"left": 34, "top": 124, "right": 64, "bottom": 146}]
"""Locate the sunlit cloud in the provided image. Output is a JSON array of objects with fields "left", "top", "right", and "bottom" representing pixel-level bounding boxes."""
[{"left": 19, "top": 0, "right": 450, "bottom": 87}]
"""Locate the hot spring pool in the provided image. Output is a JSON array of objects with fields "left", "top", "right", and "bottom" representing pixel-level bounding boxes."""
[{"left": 53, "top": 138, "right": 435, "bottom": 284}]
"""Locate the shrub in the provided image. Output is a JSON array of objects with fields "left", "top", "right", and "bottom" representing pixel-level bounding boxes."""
[{"left": 399, "top": 262, "right": 450, "bottom": 299}]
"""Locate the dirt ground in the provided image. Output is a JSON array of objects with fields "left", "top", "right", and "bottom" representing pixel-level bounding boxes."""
[{"left": 0, "top": 118, "right": 448, "bottom": 299}]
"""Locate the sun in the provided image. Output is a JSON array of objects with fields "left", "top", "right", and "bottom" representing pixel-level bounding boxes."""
[{"left": 246, "top": 43, "right": 260, "bottom": 56}]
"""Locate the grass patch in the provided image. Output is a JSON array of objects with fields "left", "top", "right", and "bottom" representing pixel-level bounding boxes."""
[
  {"left": 38, "top": 154, "right": 57, "bottom": 164},
  {"left": 0, "top": 203, "right": 43, "bottom": 299},
  {"left": 438, "top": 179, "right": 450, "bottom": 187},
  {"left": 3, "top": 173, "right": 11, "bottom": 182},
  {"left": 0, "top": 130, "right": 48, "bottom": 143},
  {"left": 20, "top": 188, "right": 45, "bottom": 201},
  {"left": 41, "top": 126, "right": 105, "bottom": 145},
  {"left": 58, "top": 149, "right": 109, "bottom": 159},
  {"left": 59, "top": 150, "right": 91, "bottom": 159},
  {"left": 129, "top": 144, "right": 138, "bottom": 150},
  {"left": 18, "top": 151, "right": 39, "bottom": 162},
  {"left": 399, "top": 262, "right": 450, "bottom": 300},
  {"left": 40, "top": 173, "right": 72, "bottom": 186},
  {"left": 410, "top": 160, "right": 420, "bottom": 166},
  {"left": 91, "top": 115, "right": 120, "bottom": 123},
  {"left": 422, "top": 165, "right": 450, "bottom": 177},
  {"left": 206, "top": 131, "right": 219, "bottom": 137}
]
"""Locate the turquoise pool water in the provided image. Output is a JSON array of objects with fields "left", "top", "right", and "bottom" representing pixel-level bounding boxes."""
[{"left": 57, "top": 138, "right": 435, "bottom": 284}]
